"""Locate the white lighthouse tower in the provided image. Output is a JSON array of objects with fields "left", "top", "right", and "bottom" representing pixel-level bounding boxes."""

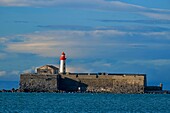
[{"left": 59, "top": 52, "right": 66, "bottom": 74}]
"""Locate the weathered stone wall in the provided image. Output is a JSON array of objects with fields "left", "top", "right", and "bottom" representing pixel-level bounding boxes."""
[
  {"left": 20, "top": 74, "right": 58, "bottom": 92},
  {"left": 20, "top": 73, "right": 146, "bottom": 93},
  {"left": 111, "top": 75, "right": 146, "bottom": 93},
  {"left": 59, "top": 74, "right": 146, "bottom": 93}
]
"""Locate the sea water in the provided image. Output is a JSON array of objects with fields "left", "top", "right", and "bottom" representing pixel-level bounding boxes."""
[{"left": 0, "top": 93, "right": 170, "bottom": 113}]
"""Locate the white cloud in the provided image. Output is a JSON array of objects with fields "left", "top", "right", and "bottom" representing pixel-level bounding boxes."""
[
  {"left": 141, "top": 32, "right": 170, "bottom": 40},
  {"left": 66, "top": 60, "right": 113, "bottom": 73},
  {"left": 0, "top": 0, "right": 170, "bottom": 20},
  {"left": 23, "top": 67, "right": 36, "bottom": 73},
  {"left": 142, "top": 32, "right": 170, "bottom": 36},
  {"left": 66, "top": 67, "right": 91, "bottom": 73},
  {"left": 0, "top": 37, "right": 8, "bottom": 43},
  {"left": 0, "top": 70, "right": 21, "bottom": 81},
  {"left": 4, "top": 29, "right": 170, "bottom": 58},
  {"left": 0, "top": 70, "right": 20, "bottom": 78},
  {"left": 0, "top": 71, "right": 6, "bottom": 76},
  {"left": 10, "top": 70, "right": 20, "bottom": 75},
  {"left": 5, "top": 30, "right": 127, "bottom": 58},
  {"left": 141, "top": 12, "right": 170, "bottom": 20}
]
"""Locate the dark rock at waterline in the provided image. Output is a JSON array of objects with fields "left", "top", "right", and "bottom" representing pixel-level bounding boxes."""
[{"left": 0, "top": 88, "right": 20, "bottom": 93}]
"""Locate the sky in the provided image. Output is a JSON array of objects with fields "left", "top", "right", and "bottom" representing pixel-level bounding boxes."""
[{"left": 0, "top": 0, "right": 170, "bottom": 89}]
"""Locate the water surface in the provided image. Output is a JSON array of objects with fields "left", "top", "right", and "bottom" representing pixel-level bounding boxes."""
[{"left": 0, "top": 93, "right": 170, "bottom": 113}]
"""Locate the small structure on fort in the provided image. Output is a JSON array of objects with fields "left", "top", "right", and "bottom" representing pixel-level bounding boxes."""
[
  {"left": 37, "top": 65, "right": 59, "bottom": 74},
  {"left": 20, "top": 52, "right": 163, "bottom": 93}
]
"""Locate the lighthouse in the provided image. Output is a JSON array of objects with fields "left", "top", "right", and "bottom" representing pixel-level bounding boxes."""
[{"left": 59, "top": 52, "right": 66, "bottom": 74}]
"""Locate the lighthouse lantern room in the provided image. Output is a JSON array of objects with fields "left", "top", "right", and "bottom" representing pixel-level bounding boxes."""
[{"left": 59, "top": 52, "right": 66, "bottom": 74}]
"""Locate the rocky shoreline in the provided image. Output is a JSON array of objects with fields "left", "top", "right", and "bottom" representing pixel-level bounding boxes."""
[
  {"left": 0, "top": 88, "right": 21, "bottom": 92},
  {"left": 1, "top": 88, "right": 170, "bottom": 94}
]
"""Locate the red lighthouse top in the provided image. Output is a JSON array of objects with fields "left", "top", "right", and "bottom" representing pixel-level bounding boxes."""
[{"left": 60, "top": 52, "right": 66, "bottom": 60}]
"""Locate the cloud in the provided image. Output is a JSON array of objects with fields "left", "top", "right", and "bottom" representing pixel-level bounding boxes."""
[
  {"left": 98, "top": 19, "right": 170, "bottom": 25},
  {"left": 141, "top": 31, "right": 170, "bottom": 39},
  {"left": 67, "top": 67, "right": 90, "bottom": 73},
  {"left": 66, "top": 59, "right": 113, "bottom": 73},
  {"left": 124, "top": 59, "right": 170, "bottom": 67},
  {"left": 3, "top": 28, "right": 170, "bottom": 59},
  {"left": 0, "top": 70, "right": 21, "bottom": 81},
  {"left": 37, "top": 25, "right": 170, "bottom": 33},
  {"left": 5, "top": 30, "right": 126, "bottom": 58},
  {"left": 23, "top": 68, "right": 34, "bottom": 73},
  {"left": 0, "top": 70, "right": 20, "bottom": 77},
  {"left": 0, "top": 0, "right": 170, "bottom": 20},
  {"left": 37, "top": 25, "right": 93, "bottom": 31},
  {"left": 0, "top": 0, "right": 167, "bottom": 14},
  {"left": 10, "top": 70, "right": 20, "bottom": 75},
  {"left": 141, "top": 12, "right": 170, "bottom": 20},
  {"left": 14, "top": 20, "right": 29, "bottom": 24},
  {"left": 0, "top": 71, "right": 6, "bottom": 76},
  {"left": 0, "top": 37, "right": 8, "bottom": 43}
]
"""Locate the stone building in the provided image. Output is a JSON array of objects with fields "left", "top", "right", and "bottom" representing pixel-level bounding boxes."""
[
  {"left": 19, "top": 52, "right": 162, "bottom": 93},
  {"left": 20, "top": 72, "right": 147, "bottom": 93},
  {"left": 37, "top": 65, "right": 59, "bottom": 74}
]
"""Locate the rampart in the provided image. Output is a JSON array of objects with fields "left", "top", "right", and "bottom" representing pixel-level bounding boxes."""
[
  {"left": 20, "top": 74, "right": 58, "bottom": 92},
  {"left": 20, "top": 73, "right": 146, "bottom": 93},
  {"left": 59, "top": 73, "right": 146, "bottom": 93}
]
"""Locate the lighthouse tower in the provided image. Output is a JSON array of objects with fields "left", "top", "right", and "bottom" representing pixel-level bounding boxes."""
[{"left": 59, "top": 52, "right": 66, "bottom": 74}]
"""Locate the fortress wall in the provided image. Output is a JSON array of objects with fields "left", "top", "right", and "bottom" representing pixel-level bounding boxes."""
[
  {"left": 111, "top": 75, "right": 145, "bottom": 93},
  {"left": 59, "top": 74, "right": 146, "bottom": 93},
  {"left": 20, "top": 73, "right": 146, "bottom": 93},
  {"left": 20, "top": 74, "right": 58, "bottom": 92},
  {"left": 59, "top": 74, "right": 113, "bottom": 92}
]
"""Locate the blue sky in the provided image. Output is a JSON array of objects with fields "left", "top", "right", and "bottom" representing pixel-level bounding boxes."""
[{"left": 0, "top": 0, "right": 170, "bottom": 89}]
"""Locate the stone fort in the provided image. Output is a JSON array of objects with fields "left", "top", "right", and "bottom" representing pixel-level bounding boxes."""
[{"left": 20, "top": 52, "right": 162, "bottom": 93}]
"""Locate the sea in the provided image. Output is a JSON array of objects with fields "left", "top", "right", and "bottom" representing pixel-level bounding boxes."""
[{"left": 0, "top": 93, "right": 170, "bottom": 113}]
